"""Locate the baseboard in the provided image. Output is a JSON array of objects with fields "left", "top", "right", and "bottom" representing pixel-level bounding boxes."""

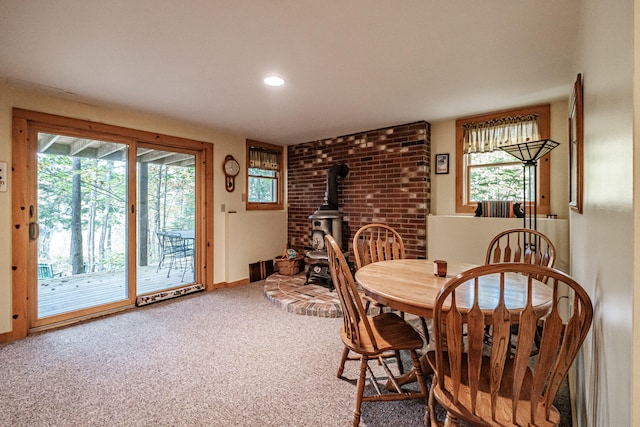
[
  {"left": 0, "top": 328, "right": 25, "bottom": 343},
  {"left": 209, "top": 278, "right": 250, "bottom": 290},
  {"left": 569, "top": 366, "right": 577, "bottom": 427}
]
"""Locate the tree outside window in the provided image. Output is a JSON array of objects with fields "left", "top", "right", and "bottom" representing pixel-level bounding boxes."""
[
  {"left": 248, "top": 168, "right": 277, "bottom": 203},
  {"left": 467, "top": 150, "right": 526, "bottom": 203}
]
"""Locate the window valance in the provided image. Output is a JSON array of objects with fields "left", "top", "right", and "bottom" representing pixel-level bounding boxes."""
[
  {"left": 463, "top": 114, "right": 540, "bottom": 154},
  {"left": 249, "top": 146, "right": 280, "bottom": 171}
]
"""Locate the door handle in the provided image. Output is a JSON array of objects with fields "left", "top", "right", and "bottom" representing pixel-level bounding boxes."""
[
  {"left": 28, "top": 205, "right": 39, "bottom": 240},
  {"left": 29, "top": 222, "right": 39, "bottom": 241}
]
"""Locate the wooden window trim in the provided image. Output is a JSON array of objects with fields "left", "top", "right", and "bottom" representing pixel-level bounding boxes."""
[
  {"left": 455, "top": 104, "right": 551, "bottom": 215},
  {"left": 245, "top": 139, "right": 284, "bottom": 211}
]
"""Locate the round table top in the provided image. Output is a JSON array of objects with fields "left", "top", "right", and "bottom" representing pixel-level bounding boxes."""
[{"left": 355, "top": 259, "right": 553, "bottom": 320}]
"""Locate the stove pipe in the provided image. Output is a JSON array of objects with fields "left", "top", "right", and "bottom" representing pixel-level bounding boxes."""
[{"left": 319, "top": 163, "right": 349, "bottom": 210}]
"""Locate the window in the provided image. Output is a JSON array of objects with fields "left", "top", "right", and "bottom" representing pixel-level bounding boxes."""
[
  {"left": 246, "top": 139, "right": 284, "bottom": 210},
  {"left": 455, "top": 105, "right": 551, "bottom": 214},
  {"left": 467, "top": 150, "right": 525, "bottom": 202}
]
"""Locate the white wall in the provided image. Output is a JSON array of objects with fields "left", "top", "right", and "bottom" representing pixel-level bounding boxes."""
[
  {"left": 225, "top": 211, "right": 287, "bottom": 283},
  {"left": 634, "top": 2, "right": 640, "bottom": 425},
  {"left": 571, "top": 1, "right": 635, "bottom": 426},
  {"left": 0, "top": 83, "right": 287, "bottom": 334},
  {"left": 427, "top": 216, "right": 569, "bottom": 271}
]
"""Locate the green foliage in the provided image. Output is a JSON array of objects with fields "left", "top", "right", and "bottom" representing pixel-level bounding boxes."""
[
  {"left": 248, "top": 168, "right": 277, "bottom": 203},
  {"left": 469, "top": 164, "right": 524, "bottom": 202},
  {"left": 37, "top": 142, "right": 196, "bottom": 276},
  {"left": 37, "top": 155, "right": 74, "bottom": 230},
  {"left": 100, "top": 249, "right": 126, "bottom": 271},
  {"left": 38, "top": 152, "right": 128, "bottom": 274},
  {"left": 468, "top": 150, "right": 515, "bottom": 165},
  {"left": 149, "top": 163, "right": 196, "bottom": 231},
  {"left": 468, "top": 151, "right": 529, "bottom": 202}
]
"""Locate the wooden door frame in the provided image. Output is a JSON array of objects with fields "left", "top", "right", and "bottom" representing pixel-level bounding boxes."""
[{"left": 2, "top": 108, "right": 214, "bottom": 341}]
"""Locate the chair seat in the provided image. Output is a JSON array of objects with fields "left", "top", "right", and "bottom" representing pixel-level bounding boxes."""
[
  {"left": 426, "top": 351, "right": 561, "bottom": 426},
  {"left": 341, "top": 312, "right": 423, "bottom": 355}
]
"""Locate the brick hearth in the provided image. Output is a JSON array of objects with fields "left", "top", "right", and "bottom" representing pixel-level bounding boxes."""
[{"left": 263, "top": 273, "right": 342, "bottom": 317}]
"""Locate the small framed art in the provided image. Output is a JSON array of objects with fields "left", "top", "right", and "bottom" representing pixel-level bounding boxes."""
[{"left": 435, "top": 153, "right": 449, "bottom": 174}]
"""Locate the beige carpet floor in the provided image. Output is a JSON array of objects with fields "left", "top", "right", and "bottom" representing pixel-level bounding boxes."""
[
  {"left": 0, "top": 282, "right": 431, "bottom": 426},
  {"left": 0, "top": 281, "right": 571, "bottom": 426}
]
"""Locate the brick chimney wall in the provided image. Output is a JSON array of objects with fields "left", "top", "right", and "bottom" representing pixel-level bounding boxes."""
[{"left": 287, "top": 121, "right": 431, "bottom": 260}]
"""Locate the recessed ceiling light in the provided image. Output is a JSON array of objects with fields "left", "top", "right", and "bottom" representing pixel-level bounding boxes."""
[{"left": 264, "top": 75, "right": 285, "bottom": 87}]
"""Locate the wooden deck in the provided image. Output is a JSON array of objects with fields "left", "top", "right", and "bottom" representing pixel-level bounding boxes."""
[{"left": 38, "top": 264, "right": 195, "bottom": 319}]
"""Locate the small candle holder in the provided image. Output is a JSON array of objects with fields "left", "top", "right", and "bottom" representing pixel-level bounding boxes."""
[{"left": 434, "top": 260, "right": 447, "bottom": 277}]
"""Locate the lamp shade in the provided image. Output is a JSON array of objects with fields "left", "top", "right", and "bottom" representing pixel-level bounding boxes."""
[
  {"left": 499, "top": 138, "right": 559, "bottom": 231},
  {"left": 500, "top": 139, "right": 559, "bottom": 163}
]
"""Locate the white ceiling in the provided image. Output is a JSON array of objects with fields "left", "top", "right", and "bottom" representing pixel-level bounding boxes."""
[{"left": 0, "top": 0, "right": 580, "bottom": 145}]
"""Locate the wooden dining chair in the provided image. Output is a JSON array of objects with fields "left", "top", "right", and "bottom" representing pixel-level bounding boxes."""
[
  {"left": 351, "top": 223, "right": 430, "bottom": 370},
  {"left": 354, "top": 223, "right": 431, "bottom": 321},
  {"left": 344, "top": 223, "right": 416, "bottom": 377},
  {"left": 486, "top": 228, "right": 557, "bottom": 353},
  {"left": 326, "top": 234, "right": 429, "bottom": 427},
  {"left": 353, "top": 223, "right": 406, "bottom": 269},
  {"left": 426, "top": 263, "right": 592, "bottom": 427},
  {"left": 485, "top": 228, "right": 556, "bottom": 282}
]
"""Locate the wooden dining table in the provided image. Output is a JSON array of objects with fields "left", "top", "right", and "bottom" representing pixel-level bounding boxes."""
[
  {"left": 355, "top": 259, "right": 554, "bottom": 322},
  {"left": 354, "top": 258, "right": 554, "bottom": 384}
]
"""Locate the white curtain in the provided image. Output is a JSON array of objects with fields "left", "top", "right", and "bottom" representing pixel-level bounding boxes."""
[
  {"left": 463, "top": 114, "right": 540, "bottom": 154},
  {"left": 249, "top": 147, "right": 280, "bottom": 171}
]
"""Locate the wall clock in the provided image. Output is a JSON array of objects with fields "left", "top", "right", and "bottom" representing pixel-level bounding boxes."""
[{"left": 223, "top": 155, "right": 240, "bottom": 192}]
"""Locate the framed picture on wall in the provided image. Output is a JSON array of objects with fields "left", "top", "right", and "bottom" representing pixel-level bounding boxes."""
[
  {"left": 569, "top": 73, "right": 583, "bottom": 213},
  {"left": 435, "top": 153, "right": 449, "bottom": 174}
]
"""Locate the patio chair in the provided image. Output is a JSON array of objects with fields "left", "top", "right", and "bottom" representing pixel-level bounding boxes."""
[
  {"left": 156, "top": 231, "right": 173, "bottom": 272},
  {"left": 165, "top": 232, "right": 194, "bottom": 281},
  {"left": 37, "top": 263, "right": 61, "bottom": 279}
]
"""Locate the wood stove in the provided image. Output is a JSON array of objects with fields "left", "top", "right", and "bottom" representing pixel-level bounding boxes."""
[
  {"left": 309, "top": 211, "right": 343, "bottom": 252},
  {"left": 304, "top": 163, "right": 349, "bottom": 290}
]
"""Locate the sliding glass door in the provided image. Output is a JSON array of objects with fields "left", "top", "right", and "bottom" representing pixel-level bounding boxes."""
[
  {"left": 136, "top": 147, "right": 196, "bottom": 294},
  {"left": 34, "top": 135, "right": 200, "bottom": 326},
  {"left": 36, "top": 133, "right": 129, "bottom": 319},
  {"left": 11, "top": 109, "right": 213, "bottom": 337}
]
